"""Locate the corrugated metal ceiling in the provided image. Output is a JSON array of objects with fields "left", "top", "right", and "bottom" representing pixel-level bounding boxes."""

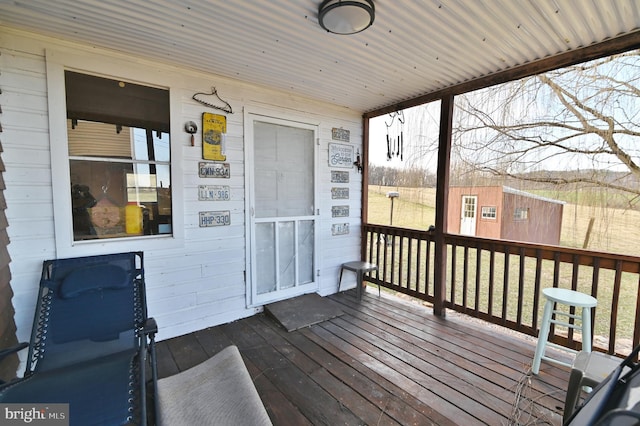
[{"left": 1, "top": 0, "right": 639, "bottom": 113}]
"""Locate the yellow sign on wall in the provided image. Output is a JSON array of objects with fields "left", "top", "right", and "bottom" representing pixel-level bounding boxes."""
[{"left": 202, "top": 112, "right": 226, "bottom": 161}]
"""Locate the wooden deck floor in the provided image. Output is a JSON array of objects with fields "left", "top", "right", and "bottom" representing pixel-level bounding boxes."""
[{"left": 155, "top": 289, "right": 572, "bottom": 425}]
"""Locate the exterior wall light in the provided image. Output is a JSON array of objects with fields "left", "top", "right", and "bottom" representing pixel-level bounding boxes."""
[{"left": 318, "top": 0, "right": 375, "bottom": 35}]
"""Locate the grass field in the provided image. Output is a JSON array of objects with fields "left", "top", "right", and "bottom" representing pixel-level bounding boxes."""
[
  {"left": 368, "top": 185, "right": 640, "bottom": 256},
  {"left": 367, "top": 185, "right": 640, "bottom": 351}
]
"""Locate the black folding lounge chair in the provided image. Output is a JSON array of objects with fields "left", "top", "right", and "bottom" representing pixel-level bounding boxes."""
[
  {"left": 566, "top": 343, "right": 640, "bottom": 425},
  {"left": 0, "top": 252, "right": 158, "bottom": 425}
]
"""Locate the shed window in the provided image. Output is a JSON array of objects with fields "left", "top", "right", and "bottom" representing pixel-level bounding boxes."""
[
  {"left": 66, "top": 71, "right": 172, "bottom": 241},
  {"left": 481, "top": 206, "right": 497, "bottom": 219},
  {"left": 514, "top": 207, "right": 529, "bottom": 221}
]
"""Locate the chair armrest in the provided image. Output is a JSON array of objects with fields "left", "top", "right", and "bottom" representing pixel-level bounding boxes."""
[
  {"left": 142, "top": 318, "right": 158, "bottom": 336},
  {"left": 0, "top": 342, "right": 28, "bottom": 360}
]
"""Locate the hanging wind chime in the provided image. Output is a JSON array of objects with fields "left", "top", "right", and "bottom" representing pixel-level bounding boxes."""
[{"left": 385, "top": 110, "right": 405, "bottom": 161}]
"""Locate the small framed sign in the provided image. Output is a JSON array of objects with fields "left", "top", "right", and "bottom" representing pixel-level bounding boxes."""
[
  {"left": 332, "top": 128, "right": 350, "bottom": 142},
  {"left": 331, "top": 187, "right": 349, "bottom": 199},
  {"left": 332, "top": 205, "right": 349, "bottom": 218},
  {"left": 202, "top": 112, "right": 226, "bottom": 161},
  {"left": 331, "top": 223, "right": 350, "bottom": 236},
  {"left": 331, "top": 170, "right": 349, "bottom": 183},
  {"left": 328, "top": 143, "right": 354, "bottom": 168}
]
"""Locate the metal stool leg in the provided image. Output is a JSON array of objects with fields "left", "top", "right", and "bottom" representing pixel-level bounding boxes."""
[
  {"left": 582, "top": 306, "right": 592, "bottom": 353},
  {"left": 532, "top": 299, "right": 554, "bottom": 374}
]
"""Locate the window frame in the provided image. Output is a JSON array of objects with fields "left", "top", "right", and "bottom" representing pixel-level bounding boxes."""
[
  {"left": 481, "top": 206, "right": 497, "bottom": 220},
  {"left": 46, "top": 48, "right": 184, "bottom": 257},
  {"left": 513, "top": 207, "right": 529, "bottom": 221}
]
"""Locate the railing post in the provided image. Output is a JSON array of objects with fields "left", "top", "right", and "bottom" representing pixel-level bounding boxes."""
[{"left": 433, "top": 94, "right": 454, "bottom": 317}]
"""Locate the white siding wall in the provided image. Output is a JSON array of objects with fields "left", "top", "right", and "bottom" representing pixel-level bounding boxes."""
[{"left": 0, "top": 28, "right": 363, "bottom": 348}]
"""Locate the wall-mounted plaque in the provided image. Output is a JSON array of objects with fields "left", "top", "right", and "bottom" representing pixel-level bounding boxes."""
[
  {"left": 199, "top": 211, "right": 231, "bottom": 227},
  {"left": 331, "top": 170, "right": 349, "bottom": 183},
  {"left": 331, "top": 187, "right": 349, "bottom": 199},
  {"left": 331, "top": 223, "right": 350, "bottom": 236},
  {"left": 202, "top": 112, "right": 226, "bottom": 161},
  {"left": 328, "top": 143, "right": 354, "bottom": 168},
  {"left": 332, "top": 128, "right": 350, "bottom": 142},
  {"left": 198, "top": 185, "right": 230, "bottom": 201},
  {"left": 199, "top": 162, "right": 230, "bottom": 178},
  {"left": 332, "top": 205, "right": 349, "bottom": 218}
]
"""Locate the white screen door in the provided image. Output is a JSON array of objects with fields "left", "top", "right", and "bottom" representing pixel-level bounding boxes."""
[
  {"left": 460, "top": 195, "right": 477, "bottom": 236},
  {"left": 248, "top": 116, "right": 318, "bottom": 305}
]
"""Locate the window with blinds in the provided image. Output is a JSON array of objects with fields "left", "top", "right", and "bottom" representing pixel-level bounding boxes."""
[{"left": 66, "top": 71, "right": 172, "bottom": 241}]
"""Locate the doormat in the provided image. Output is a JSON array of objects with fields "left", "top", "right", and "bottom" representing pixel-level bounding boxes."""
[{"left": 265, "top": 293, "right": 344, "bottom": 332}]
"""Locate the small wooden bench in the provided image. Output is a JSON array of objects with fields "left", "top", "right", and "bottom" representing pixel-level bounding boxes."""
[{"left": 157, "top": 345, "right": 272, "bottom": 426}]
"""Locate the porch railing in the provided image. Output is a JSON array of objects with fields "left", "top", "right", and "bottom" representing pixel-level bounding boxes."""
[{"left": 363, "top": 223, "right": 640, "bottom": 357}]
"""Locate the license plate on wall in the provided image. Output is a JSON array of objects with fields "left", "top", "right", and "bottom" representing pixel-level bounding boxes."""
[
  {"left": 198, "top": 185, "right": 230, "bottom": 201},
  {"left": 199, "top": 211, "right": 231, "bottom": 227},
  {"left": 198, "top": 162, "right": 230, "bottom": 178}
]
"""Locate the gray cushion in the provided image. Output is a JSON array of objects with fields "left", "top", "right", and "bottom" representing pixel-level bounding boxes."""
[{"left": 157, "top": 345, "right": 272, "bottom": 426}]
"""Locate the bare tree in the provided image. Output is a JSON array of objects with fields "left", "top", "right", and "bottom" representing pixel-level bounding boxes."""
[{"left": 453, "top": 50, "right": 640, "bottom": 207}]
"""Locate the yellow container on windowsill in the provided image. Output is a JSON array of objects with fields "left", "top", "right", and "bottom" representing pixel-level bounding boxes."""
[{"left": 125, "top": 202, "right": 143, "bottom": 234}]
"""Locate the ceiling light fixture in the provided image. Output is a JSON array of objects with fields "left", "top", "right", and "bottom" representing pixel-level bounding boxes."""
[{"left": 318, "top": 0, "right": 375, "bottom": 35}]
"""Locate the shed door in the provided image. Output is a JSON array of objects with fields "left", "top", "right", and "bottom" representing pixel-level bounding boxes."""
[
  {"left": 247, "top": 116, "right": 318, "bottom": 306},
  {"left": 460, "top": 195, "right": 477, "bottom": 236}
]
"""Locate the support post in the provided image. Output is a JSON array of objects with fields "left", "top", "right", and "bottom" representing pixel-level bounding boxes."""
[
  {"left": 433, "top": 95, "right": 454, "bottom": 317},
  {"left": 361, "top": 116, "right": 370, "bottom": 261}
]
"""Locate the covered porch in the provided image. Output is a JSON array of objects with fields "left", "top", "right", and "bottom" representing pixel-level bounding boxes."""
[
  {"left": 157, "top": 289, "right": 571, "bottom": 425},
  {"left": 0, "top": 2, "right": 639, "bottom": 424}
]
